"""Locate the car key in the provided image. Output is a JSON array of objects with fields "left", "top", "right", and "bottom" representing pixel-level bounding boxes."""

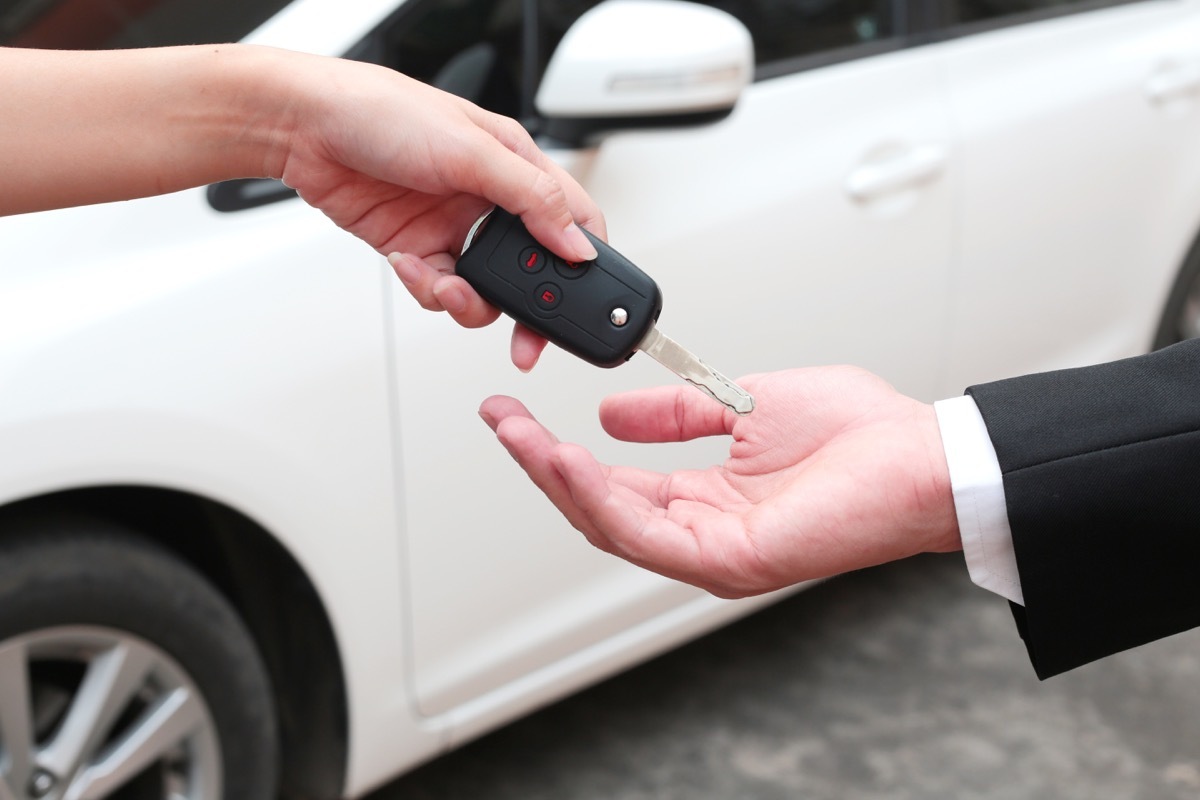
[{"left": 457, "top": 208, "right": 755, "bottom": 415}]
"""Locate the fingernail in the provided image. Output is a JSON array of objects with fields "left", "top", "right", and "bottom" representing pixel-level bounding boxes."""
[
  {"left": 478, "top": 409, "right": 498, "bottom": 431},
  {"left": 433, "top": 283, "right": 467, "bottom": 314},
  {"left": 389, "top": 253, "right": 420, "bottom": 284},
  {"left": 565, "top": 223, "right": 598, "bottom": 261}
]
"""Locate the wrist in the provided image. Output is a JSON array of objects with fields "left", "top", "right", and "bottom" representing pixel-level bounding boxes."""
[
  {"left": 917, "top": 401, "right": 962, "bottom": 554},
  {"left": 189, "top": 44, "right": 303, "bottom": 181}
]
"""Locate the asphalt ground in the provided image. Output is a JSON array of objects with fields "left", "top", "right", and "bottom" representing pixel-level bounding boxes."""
[{"left": 368, "top": 553, "right": 1200, "bottom": 800}]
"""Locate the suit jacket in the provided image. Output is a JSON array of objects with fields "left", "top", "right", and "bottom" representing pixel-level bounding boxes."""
[{"left": 966, "top": 337, "right": 1200, "bottom": 679}]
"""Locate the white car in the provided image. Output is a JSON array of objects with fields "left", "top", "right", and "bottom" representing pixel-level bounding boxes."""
[{"left": 3, "top": 0, "right": 1200, "bottom": 796}]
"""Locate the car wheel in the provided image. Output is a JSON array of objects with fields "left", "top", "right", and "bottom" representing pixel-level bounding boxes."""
[
  {"left": 0, "top": 523, "right": 278, "bottom": 800},
  {"left": 1153, "top": 233, "right": 1200, "bottom": 349}
]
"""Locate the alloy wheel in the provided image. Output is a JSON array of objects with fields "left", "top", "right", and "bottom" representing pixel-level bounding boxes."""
[{"left": 0, "top": 626, "right": 221, "bottom": 800}]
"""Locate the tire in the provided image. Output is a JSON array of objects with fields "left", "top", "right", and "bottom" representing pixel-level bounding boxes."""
[
  {"left": 1153, "top": 232, "right": 1200, "bottom": 349},
  {"left": 0, "top": 522, "right": 278, "bottom": 800}
]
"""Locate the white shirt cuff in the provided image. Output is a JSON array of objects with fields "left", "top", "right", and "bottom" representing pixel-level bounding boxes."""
[{"left": 934, "top": 395, "right": 1024, "bottom": 606}]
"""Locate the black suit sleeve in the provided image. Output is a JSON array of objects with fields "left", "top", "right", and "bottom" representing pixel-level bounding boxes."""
[{"left": 965, "top": 338, "right": 1200, "bottom": 679}]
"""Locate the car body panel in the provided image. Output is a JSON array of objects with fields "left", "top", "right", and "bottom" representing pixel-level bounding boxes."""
[
  {"left": 2, "top": 0, "right": 1200, "bottom": 795},
  {"left": 392, "top": 36, "right": 957, "bottom": 723},
  {"left": 0, "top": 192, "right": 433, "bottom": 790},
  {"left": 938, "top": 0, "right": 1200, "bottom": 390}
]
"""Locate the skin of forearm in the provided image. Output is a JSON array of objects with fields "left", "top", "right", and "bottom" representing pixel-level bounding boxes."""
[{"left": 0, "top": 44, "right": 296, "bottom": 216}]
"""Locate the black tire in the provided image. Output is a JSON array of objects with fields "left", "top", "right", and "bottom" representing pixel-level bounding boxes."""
[
  {"left": 0, "top": 521, "right": 278, "bottom": 800},
  {"left": 1153, "top": 232, "right": 1200, "bottom": 349}
]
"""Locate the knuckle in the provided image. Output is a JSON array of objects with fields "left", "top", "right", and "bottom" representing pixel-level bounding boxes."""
[
  {"left": 530, "top": 175, "right": 572, "bottom": 223},
  {"left": 494, "top": 115, "right": 531, "bottom": 145}
]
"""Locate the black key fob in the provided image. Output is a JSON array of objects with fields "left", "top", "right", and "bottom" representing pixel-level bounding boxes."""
[{"left": 456, "top": 208, "right": 663, "bottom": 368}]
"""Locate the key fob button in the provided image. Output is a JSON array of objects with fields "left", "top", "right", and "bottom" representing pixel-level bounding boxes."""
[
  {"left": 554, "top": 257, "right": 589, "bottom": 280},
  {"left": 519, "top": 247, "right": 547, "bottom": 273},
  {"left": 534, "top": 282, "right": 562, "bottom": 311}
]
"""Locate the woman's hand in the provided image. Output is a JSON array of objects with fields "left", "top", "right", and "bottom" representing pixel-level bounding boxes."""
[{"left": 273, "top": 51, "right": 605, "bottom": 370}]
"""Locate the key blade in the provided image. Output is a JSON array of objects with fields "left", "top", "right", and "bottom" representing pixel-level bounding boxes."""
[{"left": 638, "top": 327, "right": 755, "bottom": 416}]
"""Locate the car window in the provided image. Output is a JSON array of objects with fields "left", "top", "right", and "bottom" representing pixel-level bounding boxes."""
[
  {"left": 0, "top": 0, "right": 292, "bottom": 48},
  {"left": 950, "top": 0, "right": 1119, "bottom": 26},
  {"left": 696, "top": 0, "right": 895, "bottom": 65},
  {"left": 368, "top": 0, "right": 527, "bottom": 119}
]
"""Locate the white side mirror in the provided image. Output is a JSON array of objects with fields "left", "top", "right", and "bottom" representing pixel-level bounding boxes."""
[{"left": 536, "top": 0, "right": 753, "bottom": 141}]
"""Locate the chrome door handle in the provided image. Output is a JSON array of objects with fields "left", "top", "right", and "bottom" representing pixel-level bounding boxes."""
[
  {"left": 1146, "top": 63, "right": 1200, "bottom": 104},
  {"left": 845, "top": 145, "right": 947, "bottom": 202}
]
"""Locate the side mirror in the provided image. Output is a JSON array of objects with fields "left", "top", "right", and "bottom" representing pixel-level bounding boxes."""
[{"left": 536, "top": 0, "right": 753, "bottom": 145}]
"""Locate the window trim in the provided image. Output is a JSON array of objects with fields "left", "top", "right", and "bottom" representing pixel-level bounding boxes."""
[
  {"left": 751, "top": 0, "right": 1158, "bottom": 83},
  {"left": 754, "top": 36, "right": 915, "bottom": 82},
  {"left": 925, "top": 0, "right": 1154, "bottom": 42}
]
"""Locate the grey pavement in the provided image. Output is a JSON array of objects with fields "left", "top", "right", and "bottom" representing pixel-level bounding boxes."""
[{"left": 369, "top": 553, "right": 1200, "bottom": 800}]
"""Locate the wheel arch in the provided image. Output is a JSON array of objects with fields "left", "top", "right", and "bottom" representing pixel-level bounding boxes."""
[{"left": 0, "top": 486, "right": 349, "bottom": 800}]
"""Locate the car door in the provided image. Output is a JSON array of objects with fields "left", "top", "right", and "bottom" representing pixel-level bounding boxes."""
[
  {"left": 378, "top": 0, "right": 959, "bottom": 718},
  {"left": 936, "top": 0, "right": 1200, "bottom": 391}
]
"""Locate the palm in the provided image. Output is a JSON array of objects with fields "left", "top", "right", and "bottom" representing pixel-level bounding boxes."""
[
  {"left": 320, "top": 178, "right": 487, "bottom": 266},
  {"left": 484, "top": 367, "right": 957, "bottom": 598}
]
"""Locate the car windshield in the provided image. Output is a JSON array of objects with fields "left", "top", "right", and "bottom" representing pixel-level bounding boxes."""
[{"left": 0, "top": 0, "right": 291, "bottom": 48}]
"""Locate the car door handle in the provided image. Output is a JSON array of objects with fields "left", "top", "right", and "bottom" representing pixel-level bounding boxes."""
[
  {"left": 1146, "top": 62, "right": 1200, "bottom": 104},
  {"left": 207, "top": 178, "right": 298, "bottom": 213},
  {"left": 845, "top": 145, "right": 947, "bottom": 202}
]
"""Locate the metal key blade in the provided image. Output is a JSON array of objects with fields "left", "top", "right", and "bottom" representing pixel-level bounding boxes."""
[{"left": 637, "top": 326, "right": 755, "bottom": 415}]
